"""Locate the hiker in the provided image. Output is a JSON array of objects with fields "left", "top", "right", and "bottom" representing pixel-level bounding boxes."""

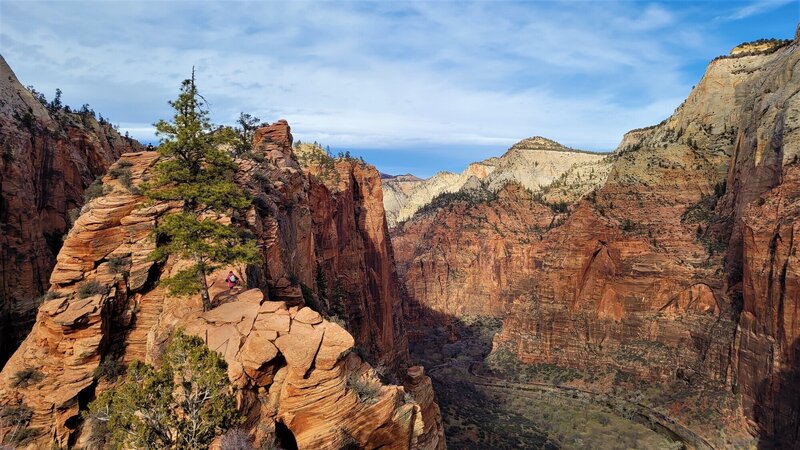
[
  {"left": 146, "top": 143, "right": 154, "bottom": 151},
  {"left": 226, "top": 271, "right": 239, "bottom": 289}
]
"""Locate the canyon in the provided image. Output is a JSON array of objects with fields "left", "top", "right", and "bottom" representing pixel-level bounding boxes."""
[
  {"left": 0, "top": 26, "right": 798, "bottom": 450},
  {"left": 391, "top": 34, "right": 800, "bottom": 448}
]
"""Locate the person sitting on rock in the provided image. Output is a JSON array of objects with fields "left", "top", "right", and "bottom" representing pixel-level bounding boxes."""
[{"left": 226, "top": 271, "right": 239, "bottom": 289}]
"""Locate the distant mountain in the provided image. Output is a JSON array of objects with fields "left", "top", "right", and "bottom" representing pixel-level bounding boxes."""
[{"left": 381, "top": 137, "right": 610, "bottom": 227}]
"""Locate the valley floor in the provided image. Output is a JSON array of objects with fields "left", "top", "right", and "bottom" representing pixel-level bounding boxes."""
[{"left": 409, "top": 316, "right": 758, "bottom": 450}]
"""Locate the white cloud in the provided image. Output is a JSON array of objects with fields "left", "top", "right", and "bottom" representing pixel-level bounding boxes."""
[{"left": 0, "top": 0, "right": 765, "bottom": 173}]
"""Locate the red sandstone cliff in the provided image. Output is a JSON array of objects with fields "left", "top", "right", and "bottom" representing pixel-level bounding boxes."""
[
  {"left": 0, "top": 121, "right": 444, "bottom": 449},
  {"left": 393, "top": 35, "right": 799, "bottom": 445},
  {"left": 308, "top": 159, "right": 410, "bottom": 369},
  {"left": 0, "top": 56, "right": 141, "bottom": 361}
]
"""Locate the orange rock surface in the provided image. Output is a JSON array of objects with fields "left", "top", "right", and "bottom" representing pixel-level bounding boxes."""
[
  {"left": 0, "top": 122, "right": 444, "bottom": 448},
  {"left": 0, "top": 57, "right": 142, "bottom": 361}
]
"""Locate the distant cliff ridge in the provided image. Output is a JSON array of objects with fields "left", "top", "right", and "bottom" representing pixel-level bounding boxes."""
[
  {"left": 382, "top": 137, "right": 609, "bottom": 227},
  {"left": 0, "top": 55, "right": 142, "bottom": 363}
]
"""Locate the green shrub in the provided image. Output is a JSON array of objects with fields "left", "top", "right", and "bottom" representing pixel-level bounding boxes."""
[
  {"left": 3, "top": 426, "right": 40, "bottom": 445},
  {"left": 347, "top": 373, "right": 381, "bottom": 404},
  {"left": 78, "top": 280, "right": 107, "bottom": 298},
  {"left": 86, "top": 330, "right": 242, "bottom": 449},
  {"left": 106, "top": 256, "right": 129, "bottom": 275},
  {"left": 0, "top": 404, "right": 32, "bottom": 427},
  {"left": 116, "top": 159, "right": 133, "bottom": 168},
  {"left": 109, "top": 166, "right": 137, "bottom": 193},
  {"left": 620, "top": 218, "right": 638, "bottom": 233},
  {"left": 94, "top": 358, "right": 126, "bottom": 381},
  {"left": 84, "top": 178, "right": 105, "bottom": 202}
]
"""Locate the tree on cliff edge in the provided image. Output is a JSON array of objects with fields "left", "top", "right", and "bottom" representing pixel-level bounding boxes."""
[
  {"left": 86, "top": 331, "right": 241, "bottom": 449},
  {"left": 145, "top": 70, "right": 260, "bottom": 311}
]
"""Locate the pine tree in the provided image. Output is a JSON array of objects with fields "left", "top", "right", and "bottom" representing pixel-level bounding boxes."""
[
  {"left": 145, "top": 70, "right": 261, "bottom": 311},
  {"left": 233, "top": 112, "right": 261, "bottom": 155},
  {"left": 48, "top": 88, "right": 62, "bottom": 112},
  {"left": 86, "top": 331, "right": 241, "bottom": 449}
]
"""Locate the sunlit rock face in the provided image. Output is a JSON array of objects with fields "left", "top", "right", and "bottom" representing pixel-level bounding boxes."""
[
  {"left": 0, "top": 122, "right": 444, "bottom": 449},
  {"left": 382, "top": 137, "right": 609, "bottom": 228},
  {"left": 392, "top": 35, "right": 799, "bottom": 444},
  {"left": 0, "top": 56, "right": 142, "bottom": 362}
]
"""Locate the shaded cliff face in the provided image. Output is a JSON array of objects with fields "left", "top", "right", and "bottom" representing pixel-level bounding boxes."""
[
  {"left": 307, "top": 159, "right": 410, "bottom": 369},
  {"left": 259, "top": 136, "right": 410, "bottom": 369},
  {"left": 0, "top": 121, "right": 444, "bottom": 449},
  {"left": 393, "top": 35, "right": 798, "bottom": 445},
  {"left": 0, "top": 56, "right": 141, "bottom": 361},
  {"left": 382, "top": 137, "right": 608, "bottom": 227}
]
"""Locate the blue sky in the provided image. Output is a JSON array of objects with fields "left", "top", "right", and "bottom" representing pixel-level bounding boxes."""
[{"left": 1, "top": 1, "right": 797, "bottom": 177}]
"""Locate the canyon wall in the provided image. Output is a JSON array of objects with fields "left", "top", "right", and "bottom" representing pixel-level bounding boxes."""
[
  {"left": 394, "top": 35, "right": 799, "bottom": 445},
  {"left": 0, "top": 56, "right": 141, "bottom": 361},
  {"left": 0, "top": 121, "right": 443, "bottom": 449}
]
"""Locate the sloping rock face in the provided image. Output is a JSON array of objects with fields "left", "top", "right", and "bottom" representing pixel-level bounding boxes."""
[
  {"left": 393, "top": 35, "right": 799, "bottom": 444},
  {"left": 382, "top": 137, "right": 608, "bottom": 227},
  {"left": 0, "top": 122, "right": 444, "bottom": 449},
  {"left": 0, "top": 56, "right": 141, "bottom": 361}
]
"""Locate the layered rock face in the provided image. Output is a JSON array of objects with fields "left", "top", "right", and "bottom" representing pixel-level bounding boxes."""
[
  {"left": 382, "top": 137, "right": 608, "bottom": 227},
  {"left": 0, "top": 122, "right": 443, "bottom": 449},
  {"left": 394, "top": 34, "right": 799, "bottom": 444},
  {"left": 0, "top": 56, "right": 141, "bottom": 361}
]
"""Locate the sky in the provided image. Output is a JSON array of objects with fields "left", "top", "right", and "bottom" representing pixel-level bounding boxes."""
[{"left": 1, "top": 1, "right": 797, "bottom": 177}]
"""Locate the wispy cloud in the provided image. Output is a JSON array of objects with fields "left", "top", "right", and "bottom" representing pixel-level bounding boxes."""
[
  {"left": 719, "top": 0, "right": 795, "bottom": 21},
  {"left": 0, "top": 1, "right": 795, "bottom": 176}
]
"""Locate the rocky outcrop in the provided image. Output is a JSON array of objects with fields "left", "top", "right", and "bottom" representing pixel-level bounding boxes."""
[
  {"left": 393, "top": 32, "right": 799, "bottom": 445},
  {"left": 0, "top": 56, "right": 141, "bottom": 361},
  {"left": 382, "top": 137, "right": 608, "bottom": 227},
  {"left": 0, "top": 122, "right": 444, "bottom": 449}
]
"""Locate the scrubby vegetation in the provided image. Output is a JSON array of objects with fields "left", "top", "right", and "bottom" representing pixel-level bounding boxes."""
[
  {"left": 84, "top": 177, "right": 106, "bottom": 202},
  {"left": 86, "top": 330, "right": 241, "bottom": 449},
  {"left": 94, "top": 357, "right": 126, "bottom": 381},
  {"left": 486, "top": 348, "right": 582, "bottom": 385},
  {"left": 409, "top": 314, "right": 693, "bottom": 449},
  {"left": 10, "top": 368, "right": 43, "bottom": 388},
  {"left": 347, "top": 373, "right": 381, "bottom": 404},
  {"left": 109, "top": 164, "right": 138, "bottom": 193},
  {"left": 713, "top": 38, "right": 793, "bottom": 61},
  {"left": 416, "top": 187, "right": 498, "bottom": 216},
  {"left": 681, "top": 181, "right": 730, "bottom": 256},
  {"left": 0, "top": 404, "right": 38, "bottom": 446},
  {"left": 77, "top": 280, "right": 107, "bottom": 298},
  {"left": 294, "top": 141, "right": 341, "bottom": 186}
]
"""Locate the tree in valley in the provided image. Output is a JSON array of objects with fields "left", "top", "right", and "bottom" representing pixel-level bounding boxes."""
[
  {"left": 86, "top": 330, "right": 241, "bottom": 449},
  {"left": 145, "top": 70, "right": 261, "bottom": 311}
]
